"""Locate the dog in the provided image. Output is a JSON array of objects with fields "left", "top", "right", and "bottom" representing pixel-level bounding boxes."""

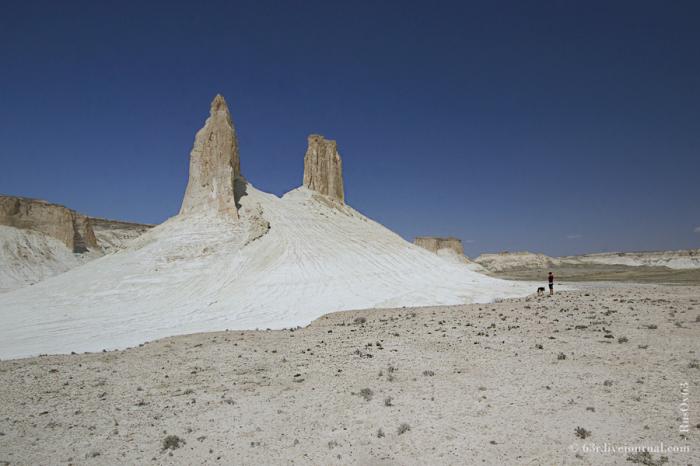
[{"left": 537, "top": 287, "right": 545, "bottom": 296}]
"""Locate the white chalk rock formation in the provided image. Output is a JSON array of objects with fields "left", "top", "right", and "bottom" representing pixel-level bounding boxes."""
[
  {"left": 0, "top": 95, "right": 534, "bottom": 359},
  {"left": 303, "top": 135, "right": 344, "bottom": 203},
  {"left": 474, "top": 251, "right": 557, "bottom": 272},
  {"left": 180, "top": 94, "right": 241, "bottom": 217},
  {"left": 0, "top": 195, "right": 98, "bottom": 253}
]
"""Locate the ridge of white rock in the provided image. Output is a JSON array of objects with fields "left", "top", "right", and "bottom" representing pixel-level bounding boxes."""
[
  {"left": 0, "top": 196, "right": 153, "bottom": 293},
  {"left": 560, "top": 249, "right": 700, "bottom": 269},
  {"left": 0, "top": 95, "right": 534, "bottom": 359},
  {"left": 180, "top": 94, "right": 241, "bottom": 217},
  {"left": 303, "top": 134, "right": 344, "bottom": 203},
  {"left": 474, "top": 251, "right": 557, "bottom": 272},
  {"left": 0, "top": 195, "right": 98, "bottom": 253},
  {"left": 0, "top": 183, "right": 533, "bottom": 358}
]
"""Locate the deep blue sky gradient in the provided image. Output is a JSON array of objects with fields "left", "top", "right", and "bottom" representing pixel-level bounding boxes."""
[{"left": 1, "top": 1, "right": 698, "bottom": 256}]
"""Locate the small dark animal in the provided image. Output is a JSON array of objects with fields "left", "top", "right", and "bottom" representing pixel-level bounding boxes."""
[{"left": 537, "top": 287, "right": 545, "bottom": 295}]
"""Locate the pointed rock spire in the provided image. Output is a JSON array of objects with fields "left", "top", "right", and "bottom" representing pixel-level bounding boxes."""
[
  {"left": 303, "top": 134, "right": 344, "bottom": 203},
  {"left": 180, "top": 94, "right": 241, "bottom": 217}
]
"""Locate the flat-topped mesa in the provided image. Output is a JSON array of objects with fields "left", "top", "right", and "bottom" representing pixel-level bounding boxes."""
[
  {"left": 180, "top": 95, "right": 241, "bottom": 217},
  {"left": 0, "top": 195, "right": 98, "bottom": 253},
  {"left": 414, "top": 237, "right": 465, "bottom": 256},
  {"left": 303, "top": 134, "right": 344, "bottom": 203}
]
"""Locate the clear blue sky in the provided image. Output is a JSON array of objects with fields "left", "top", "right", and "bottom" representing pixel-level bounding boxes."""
[{"left": 1, "top": 1, "right": 698, "bottom": 257}]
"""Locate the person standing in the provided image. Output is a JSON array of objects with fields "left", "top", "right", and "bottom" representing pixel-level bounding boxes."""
[{"left": 548, "top": 272, "right": 554, "bottom": 295}]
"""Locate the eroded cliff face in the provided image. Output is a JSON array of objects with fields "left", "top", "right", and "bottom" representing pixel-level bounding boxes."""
[
  {"left": 180, "top": 94, "right": 241, "bottom": 217},
  {"left": 0, "top": 196, "right": 98, "bottom": 253},
  {"left": 303, "top": 134, "right": 344, "bottom": 203},
  {"left": 414, "top": 237, "right": 465, "bottom": 256}
]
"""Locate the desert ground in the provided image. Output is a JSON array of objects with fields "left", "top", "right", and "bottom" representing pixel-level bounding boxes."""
[{"left": 1, "top": 284, "right": 698, "bottom": 465}]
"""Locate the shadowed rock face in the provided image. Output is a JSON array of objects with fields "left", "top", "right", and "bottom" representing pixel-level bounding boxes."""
[
  {"left": 414, "top": 237, "right": 465, "bottom": 256},
  {"left": 180, "top": 94, "right": 241, "bottom": 217},
  {"left": 303, "top": 134, "right": 344, "bottom": 203},
  {"left": 0, "top": 196, "right": 98, "bottom": 253}
]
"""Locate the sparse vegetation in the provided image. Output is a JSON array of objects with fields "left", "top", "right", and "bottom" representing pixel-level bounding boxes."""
[
  {"left": 384, "top": 396, "right": 393, "bottom": 407},
  {"left": 618, "top": 336, "right": 629, "bottom": 343},
  {"left": 353, "top": 317, "right": 367, "bottom": 325},
  {"left": 422, "top": 370, "right": 435, "bottom": 377},
  {"left": 397, "top": 423, "right": 411, "bottom": 435},
  {"left": 162, "top": 435, "right": 184, "bottom": 451},
  {"left": 574, "top": 427, "right": 591, "bottom": 439},
  {"left": 359, "top": 388, "right": 373, "bottom": 401},
  {"left": 557, "top": 352, "right": 566, "bottom": 360},
  {"left": 626, "top": 450, "right": 668, "bottom": 465}
]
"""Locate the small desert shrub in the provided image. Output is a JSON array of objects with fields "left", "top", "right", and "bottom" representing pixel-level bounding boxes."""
[
  {"left": 162, "top": 435, "right": 184, "bottom": 451},
  {"left": 618, "top": 336, "right": 629, "bottom": 344},
  {"left": 359, "top": 388, "right": 373, "bottom": 401},
  {"left": 557, "top": 352, "right": 566, "bottom": 360},
  {"left": 574, "top": 427, "right": 591, "bottom": 439},
  {"left": 422, "top": 370, "right": 435, "bottom": 377},
  {"left": 354, "top": 317, "right": 367, "bottom": 325},
  {"left": 384, "top": 396, "right": 393, "bottom": 407},
  {"left": 397, "top": 423, "right": 411, "bottom": 435},
  {"left": 645, "top": 324, "right": 657, "bottom": 330},
  {"left": 377, "top": 428, "right": 385, "bottom": 438},
  {"left": 689, "top": 359, "right": 700, "bottom": 369},
  {"left": 327, "top": 440, "right": 338, "bottom": 449},
  {"left": 626, "top": 450, "right": 668, "bottom": 465},
  {"left": 603, "top": 380, "right": 613, "bottom": 387}
]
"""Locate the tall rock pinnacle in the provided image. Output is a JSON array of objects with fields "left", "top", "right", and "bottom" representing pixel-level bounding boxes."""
[
  {"left": 180, "top": 95, "right": 241, "bottom": 217},
  {"left": 303, "top": 135, "right": 344, "bottom": 203}
]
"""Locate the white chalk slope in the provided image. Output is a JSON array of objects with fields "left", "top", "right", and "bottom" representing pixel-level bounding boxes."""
[
  {"left": 0, "top": 184, "right": 531, "bottom": 359},
  {"left": 0, "top": 225, "right": 97, "bottom": 294}
]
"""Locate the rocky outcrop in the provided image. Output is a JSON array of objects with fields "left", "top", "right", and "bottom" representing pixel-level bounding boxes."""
[
  {"left": 180, "top": 94, "right": 241, "bottom": 217},
  {"left": 303, "top": 135, "right": 344, "bottom": 203},
  {"left": 0, "top": 196, "right": 98, "bottom": 253},
  {"left": 414, "top": 237, "right": 465, "bottom": 256}
]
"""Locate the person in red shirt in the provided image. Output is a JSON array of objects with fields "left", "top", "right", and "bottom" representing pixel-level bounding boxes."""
[{"left": 548, "top": 272, "right": 554, "bottom": 295}]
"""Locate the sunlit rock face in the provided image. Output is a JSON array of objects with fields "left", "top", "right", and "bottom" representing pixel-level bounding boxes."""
[
  {"left": 180, "top": 94, "right": 241, "bottom": 217},
  {"left": 303, "top": 134, "right": 344, "bottom": 203},
  {"left": 414, "top": 237, "right": 465, "bottom": 256},
  {"left": 0, "top": 195, "right": 98, "bottom": 253}
]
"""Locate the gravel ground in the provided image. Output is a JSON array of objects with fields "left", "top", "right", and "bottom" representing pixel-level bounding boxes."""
[{"left": 0, "top": 284, "right": 698, "bottom": 465}]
